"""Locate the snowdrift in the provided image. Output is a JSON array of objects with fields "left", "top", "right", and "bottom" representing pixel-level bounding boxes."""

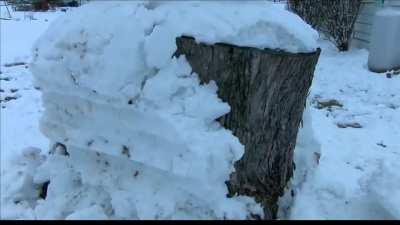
[{"left": 3, "top": 1, "right": 320, "bottom": 219}]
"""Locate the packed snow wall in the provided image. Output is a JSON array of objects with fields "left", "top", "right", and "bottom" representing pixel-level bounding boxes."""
[{"left": 13, "top": 1, "right": 321, "bottom": 219}]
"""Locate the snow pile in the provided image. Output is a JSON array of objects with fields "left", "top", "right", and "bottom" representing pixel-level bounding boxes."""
[{"left": 4, "top": 1, "right": 320, "bottom": 219}]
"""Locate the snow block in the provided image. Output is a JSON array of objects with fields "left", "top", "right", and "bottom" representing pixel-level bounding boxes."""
[{"left": 368, "top": 7, "right": 400, "bottom": 73}]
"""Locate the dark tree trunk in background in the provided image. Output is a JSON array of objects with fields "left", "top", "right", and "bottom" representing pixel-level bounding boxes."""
[
  {"left": 175, "top": 36, "right": 320, "bottom": 219},
  {"left": 32, "top": 0, "right": 50, "bottom": 11},
  {"left": 288, "top": 0, "right": 362, "bottom": 51}
]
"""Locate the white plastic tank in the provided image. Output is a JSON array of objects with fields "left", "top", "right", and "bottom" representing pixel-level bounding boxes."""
[{"left": 368, "top": 7, "right": 400, "bottom": 73}]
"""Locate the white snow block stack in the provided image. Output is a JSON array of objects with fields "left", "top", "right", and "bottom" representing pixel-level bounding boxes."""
[
  {"left": 28, "top": 1, "right": 319, "bottom": 219},
  {"left": 368, "top": 7, "right": 400, "bottom": 73}
]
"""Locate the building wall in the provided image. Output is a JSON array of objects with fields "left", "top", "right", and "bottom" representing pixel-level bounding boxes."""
[{"left": 352, "top": 0, "right": 400, "bottom": 49}]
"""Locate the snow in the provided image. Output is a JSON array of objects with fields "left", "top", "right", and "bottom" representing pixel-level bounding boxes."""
[
  {"left": 0, "top": 10, "right": 63, "bottom": 65},
  {"left": 21, "top": 1, "right": 317, "bottom": 219},
  {"left": 66, "top": 205, "right": 109, "bottom": 220},
  {"left": 0, "top": 9, "right": 71, "bottom": 173},
  {"left": 1, "top": 1, "right": 399, "bottom": 221},
  {"left": 376, "top": 7, "right": 400, "bottom": 16},
  {"left": 30, "top": 1, "right": 318, "bottom": 104},
  {"left": 287, "top": 41, "right": 400, "bottom": 219},
  {"left": 149, "top": 1, "right": 318, "bottom": 53},
  {"left": 0, "top": 9, "right": 75, "bottom": 219},
  {"left": 0, "top": 10, "right": 69, "bottom": 174},
  {"left": 9, "top": 1, "right": 325, "bottom": 219}
]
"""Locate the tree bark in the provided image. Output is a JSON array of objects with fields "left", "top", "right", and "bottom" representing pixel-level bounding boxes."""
[{"left": 174, "top": 36, "right": 320, "bottom": 219}]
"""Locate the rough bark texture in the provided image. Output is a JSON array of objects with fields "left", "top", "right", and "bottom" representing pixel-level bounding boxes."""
[{"left": 175, "top": 36, "right": 321, "bottom": 220}]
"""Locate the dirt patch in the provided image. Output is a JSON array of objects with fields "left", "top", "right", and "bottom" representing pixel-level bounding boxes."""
[
  {"left": 4, "top": 62, "right": 27, "bottom": 67},
  {"left": 336, "top": 122, "right": 362, "bottom": 129},
  {"left": 313, "top": 97, "right": 343, "bottom": 110},
  {"left": 0, "top": 77, "right": 11, "bottom": 81},
  {"left": 2, "top": 96, "right": 19, "bottom": 103}
]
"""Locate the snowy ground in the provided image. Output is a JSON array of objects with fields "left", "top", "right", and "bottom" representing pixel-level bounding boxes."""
[
  {"left": 1, "top": 10, "right": 70, "bottom": 170},
  {"left": 290, "top": 41, "right": 400, "bottom": 219},
  {"left": 1, "top": 9, "right": 399, "bottom": 220}
]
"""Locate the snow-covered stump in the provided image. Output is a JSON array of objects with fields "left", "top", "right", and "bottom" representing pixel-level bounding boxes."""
[
  {"left": 19, "top": 1, "right": 321, "bottom": 220},
  {"left": 175, "top": 36, "right": 321, "bottom": 219}
]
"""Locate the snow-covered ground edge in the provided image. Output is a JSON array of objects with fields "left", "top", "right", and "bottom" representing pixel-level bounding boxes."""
[
  {"left": 287, "top": 41, "right": 400, "bottom": 219},
  {"left": 1, "top": 9, "right": 73, "bottom": 219}
]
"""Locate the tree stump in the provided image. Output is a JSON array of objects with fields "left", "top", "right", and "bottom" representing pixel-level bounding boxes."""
[{"left": 174, "top": 36, "right": 321, "bottom": 219}]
